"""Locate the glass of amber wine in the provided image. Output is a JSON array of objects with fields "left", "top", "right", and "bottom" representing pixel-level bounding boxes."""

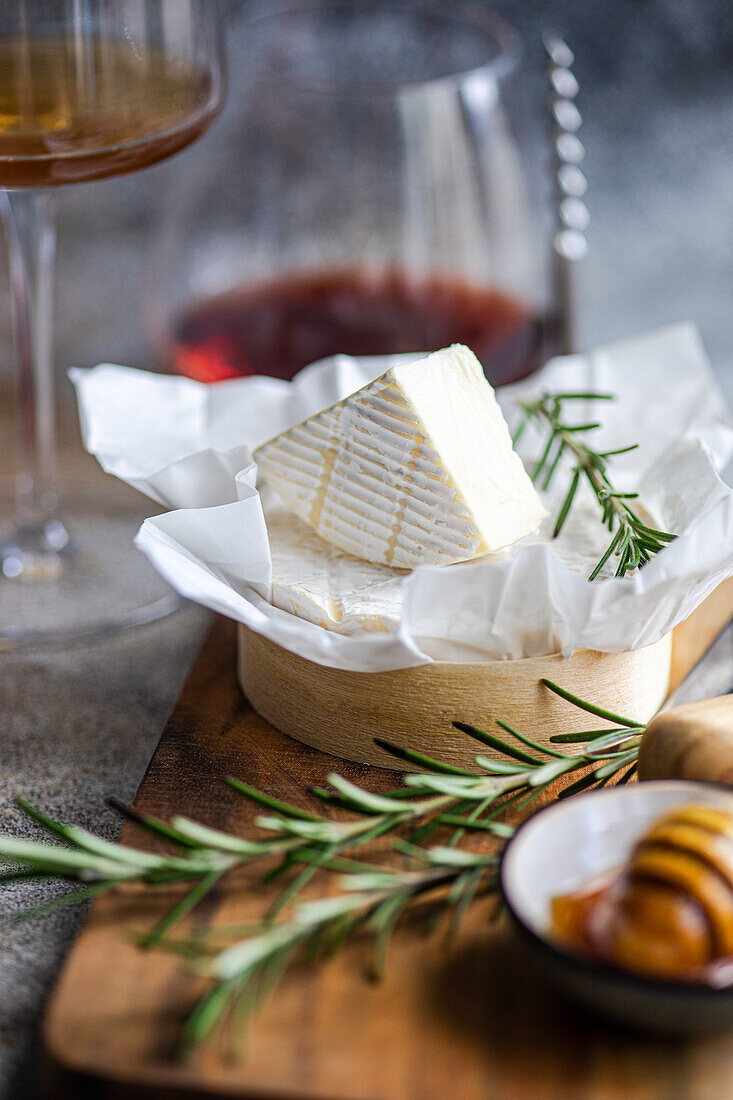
[{"left": 0, "top": 1, "right": 225, "bottom": 646}]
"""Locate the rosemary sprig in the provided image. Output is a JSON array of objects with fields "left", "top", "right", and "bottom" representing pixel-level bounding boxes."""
[
  {"left": 159, "top": 680, "right": 646, "bottom": 1053},
  {"left": 172, "top": 845, "right": 501, "bottom": 1054},
  {"left": 0, "top": 698, "right": 639, "bottom": 917},
  {"left": 0, "top": 680, "right": 646, "bottom": 1049},
  {"left": 0, "top": 767, "right": 536, "bottom": 930},
  {"left": 514, "top": 391, "right": 676, "bottom": 579},
  {"left": 0, "top": 677, "right": 642, "bottom": 1047}
]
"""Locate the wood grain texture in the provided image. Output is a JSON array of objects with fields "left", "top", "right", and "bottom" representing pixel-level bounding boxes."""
[
  {"left": 668, "top": 576, "right": 733, "bottom": 695},
  {"left": 238, "top": 627, "right": 672, "bottom": 769},
  {"left": 43, "top": 579, "right": 733, "bottom": 1099}
]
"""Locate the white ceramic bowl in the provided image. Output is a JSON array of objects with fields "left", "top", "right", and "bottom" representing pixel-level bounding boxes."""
[{"left": 500, "top": 780, "right": 733, "bottom": 1033}]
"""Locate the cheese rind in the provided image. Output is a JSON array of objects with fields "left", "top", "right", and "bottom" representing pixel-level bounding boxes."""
[
  {"left": 267, "top": 507, "right": 403, "bottom": 634},
  {"left": 255, "top": 344, "right": 546, "bottom": 568}
]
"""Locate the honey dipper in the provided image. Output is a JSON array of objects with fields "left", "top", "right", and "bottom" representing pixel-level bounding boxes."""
[{"left": 639, "top": 695, "right": 733, "bottom": 785}]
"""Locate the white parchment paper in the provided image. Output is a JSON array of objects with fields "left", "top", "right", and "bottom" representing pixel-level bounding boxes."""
[{"left": 71, "top": 323, "right": 733, "bottom": 669}]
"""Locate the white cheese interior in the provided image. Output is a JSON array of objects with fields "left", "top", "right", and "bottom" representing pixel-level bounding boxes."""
[
  {"left": 267, "top": 506, "right": 404, "bottom": 635},
  {"left": 265, "top": 495, "right": 623, "bottom": 637}
]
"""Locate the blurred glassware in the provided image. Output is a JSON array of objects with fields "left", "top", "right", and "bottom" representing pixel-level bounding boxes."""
[
  {"left": 0, "top": 0, "right": 226, "bottom": 648},
  {"left": 149, "top": 0, "right": 564, "bottom": 390}
]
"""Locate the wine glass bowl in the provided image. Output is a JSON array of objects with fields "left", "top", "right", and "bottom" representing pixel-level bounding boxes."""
[
  {"left": 152, "top": 0, "right": 561, "bottom": 391},
  {"left": 0, "top": 0, "right": 225, "bottom": 646},
  {"left": 0, "top": 28, "right": 224, "bottom": 187}
]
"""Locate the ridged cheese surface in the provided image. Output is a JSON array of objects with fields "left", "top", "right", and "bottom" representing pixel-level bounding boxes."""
[{"left": 255, "top": 344, "right": 546, "bottom": 568}]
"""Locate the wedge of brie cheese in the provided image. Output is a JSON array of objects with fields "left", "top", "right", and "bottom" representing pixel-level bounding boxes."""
[
  {"left": 255, "top": 344, "right": 546, "bottom": 568},
  {"left": 267, "top": 506, "right": 404, "bottom": 634}
]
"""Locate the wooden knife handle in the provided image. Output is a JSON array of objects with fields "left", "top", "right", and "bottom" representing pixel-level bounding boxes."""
[{"left": 639, "top": 695, "right": 733, "bottom": 784}]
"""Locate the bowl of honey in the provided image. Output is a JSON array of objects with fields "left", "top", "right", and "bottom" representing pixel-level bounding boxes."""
[{"left": 500, "top": 781, "right": 733, "bottom": 1032}]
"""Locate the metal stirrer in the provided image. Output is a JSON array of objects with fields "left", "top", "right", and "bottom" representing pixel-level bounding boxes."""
[{"left": 544, "top": 33, "right": 589, "bottom": 355}]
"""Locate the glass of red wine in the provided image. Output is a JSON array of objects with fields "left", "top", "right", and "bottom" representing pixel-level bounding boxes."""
[
  {"left": 0, "top": 1, "right": 225, "bottom": 647},
  {"left": 150, "top": 0, "right": 562, "bottom": 389}
]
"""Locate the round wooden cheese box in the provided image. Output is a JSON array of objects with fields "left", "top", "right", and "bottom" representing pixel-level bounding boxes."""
[{"left": 237, "top": 625, "right": 673, "bottom": 771}]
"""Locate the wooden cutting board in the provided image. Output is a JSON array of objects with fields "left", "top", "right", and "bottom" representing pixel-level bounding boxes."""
[{"left": 43, "top": 586, "right": 733, "bottom": 1099}]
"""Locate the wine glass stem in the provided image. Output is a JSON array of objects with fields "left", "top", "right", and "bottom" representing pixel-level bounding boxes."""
[{"left": 1, "top": 188, "right": 63, "bottom": 557}]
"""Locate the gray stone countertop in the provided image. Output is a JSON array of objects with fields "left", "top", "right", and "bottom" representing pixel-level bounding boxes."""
[
  {"left": 0, "top": 437, "right": 210, "bottom": 1098},
  {"left": 0, "top": 611, "right": 210, "bottom": 1096}
]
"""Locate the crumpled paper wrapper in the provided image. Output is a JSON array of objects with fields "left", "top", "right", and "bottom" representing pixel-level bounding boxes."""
[{"left": 71, "top": 323, "right": 733, "bottom": 670}]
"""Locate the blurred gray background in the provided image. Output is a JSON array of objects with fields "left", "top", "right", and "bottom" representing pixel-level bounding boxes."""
[
  {"left": 0, "top": 1, "right": 731, "bottom": 1097},
  {"left": 0, "top": 0, "right": 729, "bottom": 393}
]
